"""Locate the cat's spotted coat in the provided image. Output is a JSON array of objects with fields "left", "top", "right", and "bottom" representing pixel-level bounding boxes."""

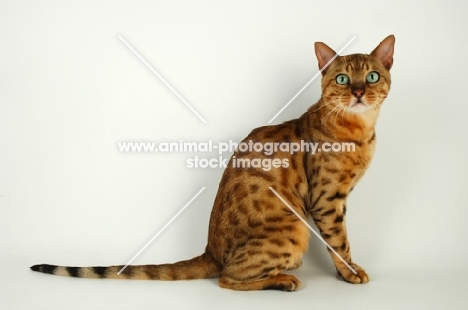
[{"left": 31, "top": 35, "right": 395, "bottom": 291}]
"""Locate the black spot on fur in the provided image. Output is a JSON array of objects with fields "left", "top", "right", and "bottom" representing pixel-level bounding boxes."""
[
  {"left": 312, "top": 190, "right": 326, "bottom": 209},
  {"left": 263, "top": 226, "right": 278, "bottom": 233},
  {"left": 321, "top": 209, "right": 335, "bottom": 217},
  {"left": 329, "top": 226, "right": 341, "bottom": 234},
  {"left": 326, "top": 191, "right": 347, "bottom": 201},
  {"left": 340, "top": 243, "right": 347, "bottom": 251},
  {"left": 268, "top": 239, "right": 285, "bottom": 247},
  {"left": 266, "top": 216, "right": 283, "bottom": 223},
  {"left": 93, "top": 267, "right": 107, "bottom": 278},
  {"left": 228, "top": 211, "right": 240, "bottom": 225},
  {"left": 263, "top": 283, "right": 294, "bottom": 291},
  {"left": 262, "top": 267, "right": 276, "bottom": 273},
  {"left": 322, "top": 233, "right": 332, "bottom": 239},
  {"left": 334, "top": 215, "right": 344, "bottom": 223},
  {"left": 294, "top": 125, "right": 303, "bottom": 138},
  {"left": 66, "top": 267, "right": 80, "bottom": 277},
  {"left": 250, "top": 184, "right": 260, "bottom": 193},
  {"left": 247, "top": 217, "right": 262, "bottom": 228},
  {"left": 264, "top": 284, "right": 286, "bottom": 290},
  {"left": 267, "top": 252, "right": 280, "bottom": 259}
]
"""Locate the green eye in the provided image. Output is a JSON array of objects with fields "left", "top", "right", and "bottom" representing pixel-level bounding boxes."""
[
  {"left": 366, "top": 71, "right": 380, "bottom": 83},
  {"left": 336, "top": 74, "right": 349, "bottom": 85}
]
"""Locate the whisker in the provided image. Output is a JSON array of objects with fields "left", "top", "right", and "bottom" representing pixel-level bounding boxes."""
[
  {"left": 311, "top": 100, "right": 334, "bottom": 113},
  {"left": 332, "top": 104, "right": 343, "bottom": 134},
  {"left": 339, "top": 104, "right": 347, "bottom": 127},
  {"left": 322, "top": 102, "right": 341, "bottom": 129}
]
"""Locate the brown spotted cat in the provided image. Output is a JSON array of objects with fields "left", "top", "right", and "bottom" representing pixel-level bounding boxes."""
[{"left": 31, "top": 35, "right": 395, "bottom": 291}]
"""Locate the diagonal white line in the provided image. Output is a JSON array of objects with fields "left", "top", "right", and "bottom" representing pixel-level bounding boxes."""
[
  {"left": 118, "top": 35, "right": 207, "bottom": 124},
  {"left": 268, "top": 187, "right": 357, "bottom": 275},
  {"left": 117, "top": 187, "right": 206, "bottom": 275},
  {"left": 267, "top": 36, "right": 357, "bottom": 124}
]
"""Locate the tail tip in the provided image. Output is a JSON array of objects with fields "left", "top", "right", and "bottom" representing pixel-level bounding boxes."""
[
  {"left": 30, "top": 264, "right": 57, "bottom": 274},
  {"left": 30, "top": 264, "right": 41, "bottom": 272}
]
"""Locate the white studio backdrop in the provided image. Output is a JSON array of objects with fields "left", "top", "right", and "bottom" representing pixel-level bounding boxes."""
[{"left": 1, "top": 1, "right": 468, "bottom": 309}]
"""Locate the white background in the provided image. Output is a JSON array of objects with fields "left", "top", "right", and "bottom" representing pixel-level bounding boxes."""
[{"left": 1, "top": 0, "right": 468, "bottom": 309}]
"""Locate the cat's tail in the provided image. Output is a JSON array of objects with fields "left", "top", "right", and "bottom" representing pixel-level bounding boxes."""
[{"left": 30, "top": 252, "right": 221, "bottom": 280}]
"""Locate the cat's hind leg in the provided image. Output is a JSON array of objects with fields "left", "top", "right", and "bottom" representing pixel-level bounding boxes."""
[
  {"left": 219, "top": 273, "right": 300, "bottom": 291},
  {"left": 217, "top": 239, "right": 304, "bottom": 291}
]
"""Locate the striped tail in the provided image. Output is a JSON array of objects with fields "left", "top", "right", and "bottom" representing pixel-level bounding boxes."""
[{"left": 30, "top": 252, "right": 220, "bottom": 280}]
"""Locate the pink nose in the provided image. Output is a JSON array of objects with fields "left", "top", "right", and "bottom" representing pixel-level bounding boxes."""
[{"left": 353, "top": 89, "right": 364, "bottom": 98}]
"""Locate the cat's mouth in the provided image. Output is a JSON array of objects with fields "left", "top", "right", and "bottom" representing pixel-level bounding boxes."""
[{"left": 348, "top": 98, "right": 369, "bottom": 112}]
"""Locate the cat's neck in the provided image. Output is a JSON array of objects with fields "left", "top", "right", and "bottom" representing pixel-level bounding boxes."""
[{"left": 304, "top": 99, "right": 380, "bottom": 143}]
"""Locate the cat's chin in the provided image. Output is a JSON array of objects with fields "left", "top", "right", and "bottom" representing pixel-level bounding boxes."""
[{"left": 347, "top": 102, "right": 371, "bottom": 113}]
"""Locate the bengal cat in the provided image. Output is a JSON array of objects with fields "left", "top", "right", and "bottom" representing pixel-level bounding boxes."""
[{"left": 31, "top": 35, "right": 395, "bottom": 291}]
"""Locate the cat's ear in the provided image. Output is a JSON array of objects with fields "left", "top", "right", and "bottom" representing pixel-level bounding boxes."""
[
  {"left": 370, "top": 35, "right": 395, "bottom": 70},
  {"left": 314, "top": 42, "right": 337, "bottom": 74}
]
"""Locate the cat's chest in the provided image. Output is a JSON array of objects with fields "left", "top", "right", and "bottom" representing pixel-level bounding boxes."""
[{"left": 307, "top": 139, "right": 375, "bottom": 185}]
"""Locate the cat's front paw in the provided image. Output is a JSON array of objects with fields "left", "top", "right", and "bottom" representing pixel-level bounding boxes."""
[{"left": 337, "top": 263, "right": 369, "bottom": 284}]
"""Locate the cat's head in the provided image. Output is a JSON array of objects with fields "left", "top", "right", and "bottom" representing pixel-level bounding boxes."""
[{"left": 314, "top": 35, "right": 395, "bottom": 115}]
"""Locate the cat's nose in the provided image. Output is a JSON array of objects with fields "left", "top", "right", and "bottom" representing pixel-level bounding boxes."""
[{"left": 352, "top": 88, "right": 365, "bottom": 98}]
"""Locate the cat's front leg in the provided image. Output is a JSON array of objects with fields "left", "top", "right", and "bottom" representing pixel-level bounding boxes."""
[{"left": 310, "top": 200, "right": 369, "bottom": 284}]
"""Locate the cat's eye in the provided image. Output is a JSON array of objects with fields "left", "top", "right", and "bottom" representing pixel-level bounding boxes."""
[
  {"left": 366, "top": 71, "right": 380, "bottom": 83},
  {"left": 335, "top": 74, "right": 349, "bottom": 85}
]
